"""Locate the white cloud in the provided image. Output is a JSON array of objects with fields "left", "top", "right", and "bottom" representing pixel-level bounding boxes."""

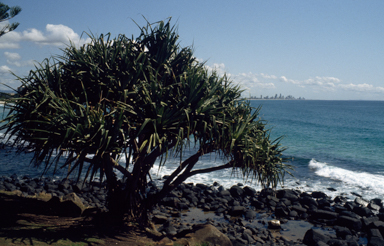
[
  {"left": 233, "top": 72, "right": 276, "bottom": 89},
  {"left": 0, "top": 23, "right": 91, "bottom": 49},
  {"left": 338, "top": 83, "right": 384, "bottom": 93},
  {"left": 23, "top": 24, "right": 91, "bottom": 47},
  {"left": 4, "top": 52, "right": 21, "bottom": 61},
  {"left": 278, "top": 75, "right": 341, "bottom": 91},
  {"left": 4, "top": 52, "right": 35, "bottom": 67},
  {"left": 205, "top": 63, "right": 229, "bottom": 77},
  {"left": 196, "top": 62, "right": 384, "bottom": 97},
  {"left": 279, "top": 74, "right": 384, "bottom": 94},
  {"left": 0, "top": 65, "right": 12, "bottom": 74},
  {"left": 260, "top": 73, "right": 277, "bottom": 79},
  {"left": 303, "top": 76, "right": 340, "bottom": 87},
  {"left": 22, "top": 28, "right": 46, "bottom": 43},
  {"left": 280, "top": 76, "right": 298, "bottom": 84},
  {"left": 0, "top": 25, "right": 22, "bottom": 49}
]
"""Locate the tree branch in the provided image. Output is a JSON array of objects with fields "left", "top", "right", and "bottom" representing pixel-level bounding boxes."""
[
  {"left": 188, "top": 161, "right": 233, "bottom": 177},
  {"left": 162, "top": 149, "right": 203, "bottom": 188}
]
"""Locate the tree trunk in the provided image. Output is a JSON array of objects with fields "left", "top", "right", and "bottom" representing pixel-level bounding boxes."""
[{"left": 104, "top": 153, "right": 151, "bottom": 227}]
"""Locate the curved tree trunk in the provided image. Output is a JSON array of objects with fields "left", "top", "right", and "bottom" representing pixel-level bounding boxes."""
[{"left": 103, "top": 153, "right": 150, "bottom": 227}]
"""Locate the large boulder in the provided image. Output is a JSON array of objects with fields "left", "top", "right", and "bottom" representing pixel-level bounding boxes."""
[
  {"left": 303, "top": 228, "right": 330, "bottom": 245},
  {"left": 50, "top": 192, "right": 86, "bottom": 217},
  {"left": 229, "top": 206, "right": 245, "bottom": 216},
  {"left": 243, "top": 186, "right": 257, "bottom": 197},
  {"left": 229, "top": 185, "right": 244, "bottom": 198},
  {"left": 176, "top": 224, "right": 232, "bottom": 246},
  {"left": 337, "top": 215, "right": 362, "bottom": 231},
  {"left": 277, "top": 189, "right": 299, "bottom": 201}
]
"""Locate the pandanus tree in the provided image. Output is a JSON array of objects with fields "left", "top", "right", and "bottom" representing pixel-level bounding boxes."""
[
  {"left": 0, "top": 19, "right": 291, "bottom": 226},
  {"left": 0, "top": 2, "right": 22, "bottom": 37}
]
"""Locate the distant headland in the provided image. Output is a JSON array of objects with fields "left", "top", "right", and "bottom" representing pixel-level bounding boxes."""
[{"left": 243, "top": 94, "right": 305, "bottom": 100}]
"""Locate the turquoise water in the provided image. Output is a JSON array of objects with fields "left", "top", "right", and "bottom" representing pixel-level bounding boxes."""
[
  {"left": 255, "top": 100, "right": 384, "bottom": 200},
  {"left": 1, "top": 100, "right": 384, "bottom": 201},
  {"left": 258, "top": 100, "right": 384, "bottom": 173}
]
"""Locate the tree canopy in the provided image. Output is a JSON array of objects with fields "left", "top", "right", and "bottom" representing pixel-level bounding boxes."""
[
  {"left": 0, "top": 2, "right": 21, "bottom": 37},
  {"left": 0, "top": 19, "right": 291, "bottom": 225}
]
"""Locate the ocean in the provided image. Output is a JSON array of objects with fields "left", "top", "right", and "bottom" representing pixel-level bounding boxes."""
[{"left": 1, "top": 100, "right": 384, "bottom": 201}]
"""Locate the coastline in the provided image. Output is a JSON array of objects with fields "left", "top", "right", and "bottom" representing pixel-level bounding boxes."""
[{"left": 1, "top": 175, "right": 383, "bottom": 245}]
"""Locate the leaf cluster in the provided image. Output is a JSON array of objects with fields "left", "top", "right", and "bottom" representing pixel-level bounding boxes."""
[{"left": 0, "top": 2, "right": 21, "bottom": 37}]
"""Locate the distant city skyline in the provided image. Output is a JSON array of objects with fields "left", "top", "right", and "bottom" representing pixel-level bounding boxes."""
[
  {"left": 246, "top": 93, "right": 305, "bottom": 100},
  {"left": 1, "top": 1, "right": 384, "bottom": 100}
]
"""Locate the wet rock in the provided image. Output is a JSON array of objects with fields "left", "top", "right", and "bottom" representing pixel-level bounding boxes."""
[
  {"left": 337, "top": 215, "right": 362, "bottom": 231},
  {"left": 176, "top": 223, "right": 192, "bottom": 235},
  {"left": 303, "top": 228, "right": 331, "bottom": 245},
  {"left": 275, "top": 206, "right": 289, "bottom": 218},
  {"left": 229, "top": 206, "right": 245, "bottom": 216},
  {"left": 289, "top": 210, "right": 298, "bottom": 218},
  {"left": 299, "top": 195, "right": 318, "bottom": 207},
  {"left": 71, "top": 183, "right": 82, "bottom": 193},
  {"left": 233, "top": 237, "right": 248, "bottom": 246},
  {"left": 152, "top": 215, "right": 168, "bottom": 224},
  {"left": 334, "top": 225, "right": 352, "bottom": 239},
  {"left": 369, "top": 202, "right": 381, "bottom": 211},
  {"left": 378, "top": 213, "right": 384, "bottom": 222},
  {"left": 369, "top": 237, "right": 384, "bottom": 246},
  {"left": 280, "top": 197, "right": 292, "bottom": 206},
  {"left": 164, "top": 225, "right": 177, "bottom": 236},
  {"left": 243, "top": 186, "right": 257, "bottom": 197},
  {"left": 353, "top": 206, "right": 373, "bottom": 217},
  {"left": 350, "top": 192, "right": 362, "bottom": 197},
  {"left": 340, "top": 210, "right": 360, "bottom": 219},
  {"left": 219, "top": 189, "right": 231, "bottom": 197},
  {"left": 277, "top": 189, "right": 298, "bottom": 201},
  {"left": 244, "top": 209, "right": 256, "bottom": 220},
  {"left": 229, "top": 185, "right": 244, "bottom": 198},
  {"left": 251, "top": 198, "right": 264, "bottom": 209},
  {"left": 311, "top": 191, "right": 327, "bottom": 199},
  {"left": 368, "top": 228, "right": 383, "bottom": 239},
  {"left": 20, "top": 183, "right": 34, "bottom": 194},
  {"left": 242, "top": 231, "right": 256, "bottom": 244},
  {"left": 334, "top": 196, "right": 348, "bottom": 204},
  {"left": 57, "top": 192, "right": 86, "bottom": 217},
  {"left": 161, "top": 196, "right": 181, "bottom": 208},
  {"left": 362, "top": 216, "right": 379, "bottom": 228},
  {"left": 317, "top": 198, "right": 332, "bottom": 208},
  {"left": 334, "top": 205, "right": 348, "bottom": 213},
  {"left": 266, "top": 195, "right": 279, "bottom": 208},
  {"left": 371, "top": 198, "right": 383, "bottom": 207},
  {"left": 58, "top": 179, "right": 71, "bottom": 191},
  {"left": 191, "top": 224, "right": 232, "bottom": 246},
  {"left": 312, "top": 209, "right": 338, "bottom": 220},
  {"left": 327, "top": 238, "right": 348, "bottom": 246},
  {"left": 268, "top": 219, "right": 281, "bottom": 229},
  {"left": 368, "top": 221, "right": 384, "bottom": 237},
  {"left": 355, "top": 197, "right": 369, "bottom": 207}
]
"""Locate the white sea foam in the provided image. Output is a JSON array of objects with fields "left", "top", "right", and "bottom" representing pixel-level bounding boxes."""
[{"left": 308, "top": 158, "right": 384, "bottom": 200}]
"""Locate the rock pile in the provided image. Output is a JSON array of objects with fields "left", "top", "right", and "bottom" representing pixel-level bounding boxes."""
[
  {"left": 151, "top": 182, "right": 384, "bottom": 245},
  {"left": 0, "top": 175, "right": 108, "bottom": 212},
  {"left": 2, "top": 174, "right": 384, "bottom": 245}
]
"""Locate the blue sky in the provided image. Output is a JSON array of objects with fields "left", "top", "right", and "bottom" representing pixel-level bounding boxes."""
[{"left": 1, "top": 0, "right": 384, "bottom": 100}]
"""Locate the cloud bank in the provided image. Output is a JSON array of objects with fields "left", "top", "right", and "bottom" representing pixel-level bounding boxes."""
[
  {"left": 0, "top": 22, "right": 91, "bottom": 49},
  {"left": 4, "top": 52, "right": 35, "bottom": 67},
  {"left": 205, "top": 62, "right": 384, "bottom": 97}
]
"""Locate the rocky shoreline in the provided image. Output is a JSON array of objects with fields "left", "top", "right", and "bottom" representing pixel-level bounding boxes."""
[{"left": 1, "top": 175, "right": 384, "bottom": 246}]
